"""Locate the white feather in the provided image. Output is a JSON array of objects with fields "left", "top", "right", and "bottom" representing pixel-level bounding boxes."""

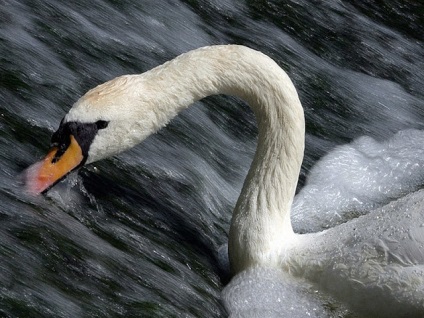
[{"left": 65, "top": 45, "right": 424, "bottom": 316}]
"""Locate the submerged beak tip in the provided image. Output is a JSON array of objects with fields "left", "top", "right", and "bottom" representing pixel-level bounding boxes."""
[
  {"left": 23, "top": 137, "right": 84, "bottom": 195},
  {"left": 23, "top": 161, "right": 51, "bottom": 195}
]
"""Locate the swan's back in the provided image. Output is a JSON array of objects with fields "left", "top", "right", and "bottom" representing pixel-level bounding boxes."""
[{"left": 291, "top": 189, "right": 424, "bottom": 316}]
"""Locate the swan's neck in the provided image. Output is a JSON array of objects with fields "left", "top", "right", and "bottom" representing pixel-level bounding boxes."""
[
  {"left": 162, "top": 46, "right": 304, "bottom": 273},
  {"left": 80, "top": 45, "right": 305, "bottom": 273}
]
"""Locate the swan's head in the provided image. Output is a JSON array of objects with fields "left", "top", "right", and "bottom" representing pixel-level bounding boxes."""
[{"left": 24, "top": 75, "right": 165, "bottom": 195}]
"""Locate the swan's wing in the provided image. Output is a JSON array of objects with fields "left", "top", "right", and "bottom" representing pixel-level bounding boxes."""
[
  {"left": 292, "top": 129, "right": 424, "bottom": 233},
  {"left": 295, "top": 189, "right": 424, "bottom": 316}
]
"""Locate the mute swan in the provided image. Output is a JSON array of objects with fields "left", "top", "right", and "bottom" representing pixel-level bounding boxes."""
[
  {"left": 25, "top": 45, "right": 424, "bottom": 316},
  {"left": 292, "top": 129, "right": 424, "bottom": 233}
]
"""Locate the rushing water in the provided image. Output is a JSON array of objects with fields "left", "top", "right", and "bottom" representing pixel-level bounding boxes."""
[{"left": 1, "top": 1, "right": 423, "bottom": 317}]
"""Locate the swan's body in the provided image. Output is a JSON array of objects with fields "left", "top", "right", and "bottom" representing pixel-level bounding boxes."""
[
  {"left": 292, "top": 129, "right": 424, "bottom": 233},
  {"left": 25, "top": 45, "right": 424, "bottom": 316}
]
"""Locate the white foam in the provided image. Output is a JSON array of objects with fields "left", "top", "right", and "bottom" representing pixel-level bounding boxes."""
[{"left": 222, "top": 267, "right": 352, "bottom": 317}]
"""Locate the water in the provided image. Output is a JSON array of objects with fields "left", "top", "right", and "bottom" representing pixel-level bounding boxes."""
[{"left": 1, "top": 1, "right": 423, "bottom": 317}]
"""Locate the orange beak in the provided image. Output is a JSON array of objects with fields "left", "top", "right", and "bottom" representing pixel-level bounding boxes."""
[{"left": 25, "top": 135, "right": 84, "bottom": 195}]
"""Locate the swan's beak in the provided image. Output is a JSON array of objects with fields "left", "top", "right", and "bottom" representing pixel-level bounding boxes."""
[{"left": 24, "top": 135, "right": 84, "bottom": 195}]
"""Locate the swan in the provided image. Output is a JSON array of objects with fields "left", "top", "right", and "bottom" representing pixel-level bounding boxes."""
[
  {"left": 292, "top": 129, "right": 424, "bottom": 233},
  {"left": 24, "top": 45, "right": 424, "bottom": 316}
]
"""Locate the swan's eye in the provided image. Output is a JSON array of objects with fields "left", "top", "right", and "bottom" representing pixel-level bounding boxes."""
[
  {"left": 49, "top": 120, "right": 109, "bottom": 163},
  {"left": 96, "top": 120, "right": 109, "bottom": 130}
]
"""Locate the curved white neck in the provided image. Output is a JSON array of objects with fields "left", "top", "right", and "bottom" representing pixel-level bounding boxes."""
[
  {"left": 78, "top": 45, "right": 305, "bottom": 273},
  {"left": 155, "top": 46, "right": 305, "bottom": 272}
]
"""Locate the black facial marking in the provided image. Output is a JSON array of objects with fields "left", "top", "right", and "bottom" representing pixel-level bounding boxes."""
[
  {"left": 50, "top": 119, "right": 109, "bottom": 163},
  {"left": 51, "top": 135, "right": 71, "bottom": 164}
]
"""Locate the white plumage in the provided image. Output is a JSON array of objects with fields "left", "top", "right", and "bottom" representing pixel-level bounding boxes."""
[{"left": 33, "top": 45, "right": 424, "bottom": 316}]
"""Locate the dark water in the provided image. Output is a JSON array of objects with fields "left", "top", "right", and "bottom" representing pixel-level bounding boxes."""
[{"left": 1, "top": 1, "right": 423, "bottom": 317}]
